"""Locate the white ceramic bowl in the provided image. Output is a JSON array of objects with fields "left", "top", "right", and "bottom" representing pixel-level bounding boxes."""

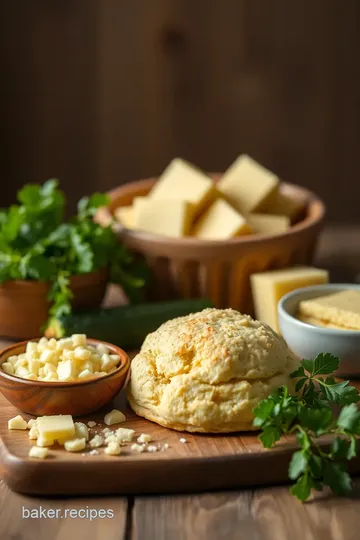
[{"left": 278, "top": 284, "right": 360, "bottom": 377}]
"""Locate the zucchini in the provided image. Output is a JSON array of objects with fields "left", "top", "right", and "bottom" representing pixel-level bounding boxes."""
[{"left": 46, "top": 298, "right": 213, "bottom": 350}]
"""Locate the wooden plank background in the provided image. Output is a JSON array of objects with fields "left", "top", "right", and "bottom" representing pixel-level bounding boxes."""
[{"left": 1, "top": 0, "right": 360, "bottom": 221}]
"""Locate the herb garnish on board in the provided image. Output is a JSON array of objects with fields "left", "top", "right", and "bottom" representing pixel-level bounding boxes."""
[
  {"left": 0, "top": 180, "right": 147, "bottom": 326},
  {"left": 253, "top": 353, "right": 360, "bottom": 501}
]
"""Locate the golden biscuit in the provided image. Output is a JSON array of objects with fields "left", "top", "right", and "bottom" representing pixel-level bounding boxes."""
[{"left": 127, "top": 308, "right": 298, "bottom": 433}]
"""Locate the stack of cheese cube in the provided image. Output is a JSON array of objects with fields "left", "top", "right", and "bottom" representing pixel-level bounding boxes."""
[{"left": 115, "top": 155, "right": 307, "bottom": 240}]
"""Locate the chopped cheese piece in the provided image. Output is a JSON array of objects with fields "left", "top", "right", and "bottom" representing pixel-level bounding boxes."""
[
  {"left": 27, "top": 418, "right": 37, "bottom": 429},
  {"left": 266, "top": 190, "right": 308, "bottom": 221},
  {"left": 89, "top": 434, "right": 104, "bottom": 448},
  {"left": 114, "top": 206, "right": 134, "bottom": 229},
  {"left": 135, "top": 198, "right": 193, "bottom": 238},
  {"left": 149, "top": 158, "right": 216, "bottom": 216},
  {"left": 104, "top": 409, "right": 126, "bottom": 426},
  {"left": 115, "top": 428, "right": 135, "bottom": 443},
  {"left": 74, "top": 422, "right": 89, "bottom": 441},
  {"left": 299, "top": 290, "right": 360, "bottom": 329},
  {"left": 132, "top": 196, "right": 148, "bottom": 223},
  {"left": 29, "top": 426, "right": 39, "bottom": 440},
  {"left": 36, "top": 435, "right": 54, "bottom": 447},
  {"left": 104, "top": 442, "right": 121, "bottom": 456},
  {"left": 8, "top": 415, "right": 27, "bottom": 430},
  {"left": 37, "top": 414, "right": 75, "bottom": 444},
  {"left": 250, "top": 266, "right": 329, "bottom": 331},
  {"left": 192, "top": 199, "right": 252, "bottom": 239},
  {"left": 137, "top": 433, "right": 152, "bottom": 444},
  {"left": 297, "top": 313, "right": 347, "bottom": 329},
  {"left": 2, "top": 362, "right": 14, "bottom": 375},
  {"left": 64, "top": 438, "right": 86, "bottom": 452},
  {"left": 29, "top": 446, "right": 49, "bottom": 459},
  {"left": 146, "top": 445, "right": 158, "bottom": 453},
  {"left": 217, "top": 155, "right": 279, "bottom": 213},
  {"left": 247, "top": 213, "right": 290, "bottom": 235},
  {"left": 131, "top": 443, "right": 146, "bottom": 453}
]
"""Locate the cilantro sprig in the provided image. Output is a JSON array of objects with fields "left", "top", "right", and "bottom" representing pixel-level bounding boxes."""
[
  {"left": 0, "top": 180, "right": 148, "bottom": 327},
  {"left": 253, "top": 353, "right": 360, "bottom": 502}
]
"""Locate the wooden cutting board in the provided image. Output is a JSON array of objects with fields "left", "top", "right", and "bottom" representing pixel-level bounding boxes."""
[{"left": 1, "top": 381, "right": 360, "bottom": 496}]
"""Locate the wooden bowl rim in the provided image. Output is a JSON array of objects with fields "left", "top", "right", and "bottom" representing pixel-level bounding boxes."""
[
  {"left": 100, "top": 177, "right": 326, "bottom": 246},
  {"left": 0, "top": 338, "right": 130, "bottom": 388}
]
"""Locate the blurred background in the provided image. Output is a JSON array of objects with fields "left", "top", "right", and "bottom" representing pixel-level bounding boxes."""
[{"left": 1, "top": 0, "right": 360, "bottom": 221}]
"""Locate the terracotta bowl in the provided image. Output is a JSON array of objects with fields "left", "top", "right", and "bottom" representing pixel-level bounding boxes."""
[
  {"left": 0, "top": 338, "right": 129, "bottom": 416},
  {"left": 0, "top": 268, "right": 109, "bottom": 340},
  {"left": 97, "top": 177, "right": 326, "bottom": 314}
]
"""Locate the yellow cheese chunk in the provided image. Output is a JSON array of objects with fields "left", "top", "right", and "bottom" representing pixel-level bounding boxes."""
[
  {"left": 297, "top": 313, "right": 348, "bottom": 330},
  {"left": 217, "top": 155, "right": 279, "bottom": 213},
  {"left": 266, "top": 190, "right": 308, "bottom": 222},
  {"left": 247, "top": 213, "right": 290, "bottom": 235},
  {"left": 114, "top": 206, "right": 134, "bottom": 229},
  {"left": 37, "top": 414, "right": 75, "bottom": 444},
  {"left": 149, "top": 158, "right": 215, "bottom": 215},
  {"left": 250, "top": 266, "right": 329, "bottom": 332},
  {"left": 135, "top": 198, "right": 193, "bottom": 238},
  {"left": 29, "top": 446, "right": 49, "bottom": 459},
  {"left": 299, "top": 290, "right": 360, "bottom": 330},
  {"left": 192, "top": 199, "right": 252, "bottom": 239},
  {"left": 132, "top": 196, "right": 148, "bottom": 223}
]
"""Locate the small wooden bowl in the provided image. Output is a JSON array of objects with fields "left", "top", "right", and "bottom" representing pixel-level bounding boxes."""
[
  {"left": 97, "top": 177, "right": 326, "bottom": 314},
  {"left": 0, "top": 339, "right": 130, "bottom": 417},
  {"left": 0, "top": 268, "right": 109, "bottom": 340}
]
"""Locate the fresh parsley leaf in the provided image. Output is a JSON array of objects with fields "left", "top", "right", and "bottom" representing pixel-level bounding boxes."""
[
  {"left": 20, "top": 254, "right": 56, "bottom": 281},
  {"left": 299, "top": 358, "right": 315, "bottom": 375},
  {"left": 259, "top": 426, "right": 281, "bottom": 448},
  {"left": 336, "top": 403, "right": 360, "bottom": 432},
  {"left": 347, "top": 437, "right": 357, "bottom": 460},
  {"left": 330, "top": 437, "right": 351, "bottom": 459},
  {"left": 290, "top": 365, "right": 306, "bottom": 379},
  {"left": 253, "top": 398, "right": 275, "bottom": 426},
  {"left": 290, "top": 474, "right": 313, "bottom": 502},
  {"left": 299, "top": 407, "right": 333, "bottom": 434},
  {"left": 295, "top": 377, "right": 307, "bottom": 392},
  {"left": 319, "top": 380, "right": 360, "bottom": 406},
  {"left": 289, "top": 451, "right": 308, "bottom": 480},
  {"left": 323, "top": 462, "right": 352, "bottom": 495},
  {"left": 310, "top": 353, "right": 340, "bottom": 376}
]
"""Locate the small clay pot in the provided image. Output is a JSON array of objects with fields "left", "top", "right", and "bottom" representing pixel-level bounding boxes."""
[{"left": 0, "top": 268, "right": 109, "bottom": 340}]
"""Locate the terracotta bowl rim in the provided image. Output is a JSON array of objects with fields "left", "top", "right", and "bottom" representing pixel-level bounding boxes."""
[
  {"left": 0, "top": 267, "right": 109, "bottom": 291},
  {"left": 0, "top": 338, "right": 130, "bottom": 388},
  {"left": 100, "top": 177, "right": 326, "bottom": 247}
]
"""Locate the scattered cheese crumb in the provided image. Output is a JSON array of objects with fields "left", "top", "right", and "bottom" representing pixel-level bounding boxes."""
[
  {"left": 74, "top": 422, "right": 89, "bottom": 441},
  {"left": 115, "top": 428, "right": 135, "bottom": 443},
  {"left": 104, "top": 441, "right": 121, "bottom": 456},
  {"left": 29, "top": 446, "right": 49, "bottom": 459},
  {"left": 146, "top": 445, "right": 158, "bottom": 453},
  {"left": 27, "top": 418, "right": 37, "bottom": 429},
  {"left": 89, "top": 434, "right": 104, "bottom": 448},
  {"left": 28, "top": 426, "right": 39, "bottom": 440},
  {"left": 179, "top": 438, "right": 187, "bottom": 443},
  {"left": 162, "top": 443, "right": 170, "bottom": 451},
  {"left": 131, "top": 443, "right": 146, "bottom": 453},
  {"left": 8, "top": 415, "right": 28, "bottom": 430},
  {"left": 137, "top": 433, "right": 152, "bottom": 444},
  {"left": 104, "top": 409, "right": 126, "bottom": 426},
  {"left": 64, "top": 438, "right": 86, "bottom": 452},
  {"left": 87, "top": 421, "right": 97, "bottom": 428},
  {"left": 89, "top": 449, "right": 99, "bottom": 456},
  {"left": 105, "top": 435, "right": 117, "bottom": 445}
]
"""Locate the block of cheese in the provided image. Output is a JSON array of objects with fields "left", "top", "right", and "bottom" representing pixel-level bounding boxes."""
[
  {"left": 193, "top": 198, "right": 252, "bottom": 239},
  {"left": 297, "top": 313, "right": 347, "bottom": 330},
  {"left": 115, "top": 206, "right": 134, "bottom": 229},
  {"left": 299, "top": 290, "right": 360, "bottom": 330},
  {"left": 217, "top": 155, "right": 279, "bottom": 213},
  {"left": 149, "top": 158, "right": 215, "bottom": 215},
  {"left": 132, "top": 196, "right": 148, "bottom": 223},
  {"left": 135, "top": 198, "right": 193, "bottom": 238},
  {"left": 250, "top": 266, "right": 329, "bottom": 331},
  {"left": 266, "top": 190, "right": 308, "bottom": 222},
  {"left": 247, "top": 213, "right": 290, "bottom": 235},
  {"left": 37, "top": 414, "right": 75, "bottom": 445}
]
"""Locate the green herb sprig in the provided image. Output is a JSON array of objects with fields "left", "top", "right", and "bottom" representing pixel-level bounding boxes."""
[
  {"left": 253, "top": 353, "right": 360, "bottom": 502},
  {"left": 0, "top": 180, "right": 148, "bottom": 326}
]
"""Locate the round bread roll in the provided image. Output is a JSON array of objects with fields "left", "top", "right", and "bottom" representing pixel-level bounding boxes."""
[{"left": 127, "top": 308, "right": 298, "bottom": 433}]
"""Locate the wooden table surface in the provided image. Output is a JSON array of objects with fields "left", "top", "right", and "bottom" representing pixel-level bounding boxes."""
[{"left": 1, "top": 225, "right": 360, "bottom": 540}]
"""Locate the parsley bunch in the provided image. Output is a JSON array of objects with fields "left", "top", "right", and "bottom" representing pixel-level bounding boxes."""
[
  {"left": 0, "top": 180, "right": 147, "bottom": 326},
  {"left": 253, "top": 353, "right": 360, "bottom": 502}
]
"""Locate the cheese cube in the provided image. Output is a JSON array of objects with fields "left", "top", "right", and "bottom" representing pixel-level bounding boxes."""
[
  {"left": 8, "top": 415, "right": 27, "bottom": 430},
  {"left": 36, "top": 435, "right": 54, "bottom": 447},
  {"left": 28, "top": 359, "right": 40, "bottom": 375},
  {"left": 78, "top": 369, "right": 94, "bottom": 380},
  {"left": 266, "top": 190, "right": 308, "bottom": 222},
  {"left": 135, "top": 198, "right": 194, "bottom": 238},
  {"left": 250, "top": 266, "right": 329, "bottom": 331},
  {"left": 105, "top": 441, "right": 121, "bottom": 456},
  {"left": 89, "top": 434, "right": 104, "bottom": 448},
  {"left": 64, "top": 438, "right": 86, "bottom": 452},
  {"left": 15, "top": 366, "right": 29, "bottom": 379},
  {"left": 104, "top": 409, "right": 126, "bottom": 426},
  {"left": 115, "top": 428, "right": 135, "bottom": 443},
  {"left": 247, "top": 213, "right": 290, "bottom": 235},
  {"left": 26, "top": 342, "right": 38, "bottom": 355},
  {"left": 192, "top": 199, "right": 252, "bottom": 239},
  {"left": 27, "top": 418, "right": 37, "bottom": 429},
  {"left": 29, "top": 446, "right": 49, "bottom": 459},
  {"left": 29, "top": 426, "right": 39, "bottom": 440},
  {"left": 137, "top": 433, "right": 152, "bottom": 444},
  {"left": 299, "top": 289, "right": 360, "bottom": 329},
  {"left": 74, "top": 422, "right": 89, "bottom": 441},
  {"left": 57, "top": 359, "right": 77, "bottom": 381},
  {"left": 217, "top": 155, "right": 279, "bottom": 213},
  {"left": 2, "top": 362, "right": 14, "bottom": 375},
  {"left": 37, "top": 414, "right": 75, "bottom": 444},
  {"left": 114, "top": 206, "right": 134, "bottom": 229},
  {"left": 71, "top": 334, "right": 87, "bottom": 347},
  {"left": 149, "top": 158, "right": 216, "bottom": 216}
]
